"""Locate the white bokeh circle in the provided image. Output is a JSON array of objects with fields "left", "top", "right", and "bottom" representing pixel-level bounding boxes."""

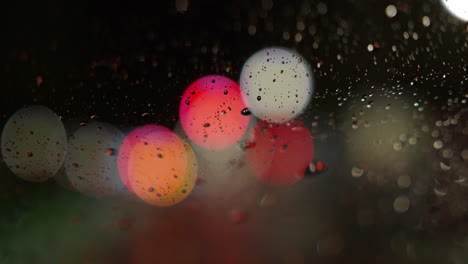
[
  {"left": 64, "top": 121, "right": 126, "bottom": 197},
  {"left": 441, "top": 0, "right": 468, "bottom": 21},
  {"left": 239, "top": 47, "right": 314, "bottom": 123},
  {"left": 1, "top": 105, "right": 67, "bottom": 182}
]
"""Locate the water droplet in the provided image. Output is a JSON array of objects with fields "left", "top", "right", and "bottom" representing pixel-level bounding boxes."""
[
  {"left": 223, "top": 90, "right": 228, "bottom": 95},
  {"left": 241, "top": 108, "right": 251, "bottom": 116},
  {"left": 308, "top": 161, "right": 328, "bottom": 175},
  {"left": 440, "top": 161, "right": 451, "bottom": 171},
  {"left": 257, "top": 96, "right": 262, "bottom": 101},
  {"left": 434, "top": 187, "right": 448, "bottom": 197},
  {"left": 240, "top": 141, "right": 256, "bottom": 150},
  {"left": 351, "top": 166, "right": 364, "bottom": 178},
  {"left": 203, "top": 123, "right": 211, "bottom": 128},
  {"left": 393, "top": 141, "right": 403, "bottom": 151},
  {"left": 352, "top": 120, "right": 360, "bottom": 129},
  {"left": 408, "top": 136, "right": 418, "bottom": 145},
  {"left": 106, "top": 148, "right": 115, "bottom": 156},
  {"left": 433, "top": 140, "right": 443, "bottom": 150},
  {"left": 26, "top": 152, "right": 33, "bottom": 157}
]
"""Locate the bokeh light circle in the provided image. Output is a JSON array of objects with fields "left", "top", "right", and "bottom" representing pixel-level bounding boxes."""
[
  {"left": 124, "top": 125, "right": 197, "bottom": 206},
  {"left": 118, "top": 125, "right": 158, "bottom": 193},
  {"left": 441, "top": 0, "right": 468, "bottom": 21},
  {"left": 64, "top": 121, "right": 126, "bottom": 197},
  {"left": 239, "top": 47, "right": 314, "bottom": 123},
  {"left": 179, "top": 75, "right": 250, "bottom": 150},
  {"left": 53, "top": 116, "right": 92, "bottom": 190},
  {"left": 1, "top": 105, "right": 67, "bottom": 182},
  {"left": 246, "top": 119, "right": 314, "bottom": 187}
]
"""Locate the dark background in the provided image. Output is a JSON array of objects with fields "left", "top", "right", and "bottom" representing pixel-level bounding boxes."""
[{"left": 2, "top": 0, "right": 465, "bottom": 126}]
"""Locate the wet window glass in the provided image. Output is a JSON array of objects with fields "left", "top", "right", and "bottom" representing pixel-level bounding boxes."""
[{"left": 1, "top": 0, "right": 467, "bottom": 263}]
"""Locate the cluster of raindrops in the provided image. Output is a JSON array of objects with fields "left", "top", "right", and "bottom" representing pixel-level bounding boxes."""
[
  {"left": 179, "top": 75, "right": 250, "bottom": 150},
  {"left": 64, "top": 121, "right": 125, "bottom": 197},
  {"left": 0, "top": 49, "right": 319, "bottom": 206},
  {"left": 1, "top": 105, "right": 67, "bottom": 182},
  {"left": 121, "top": 126, "right": 198, "bottom": 207},
  {"left": 245, "top": 119, "right": 314, "bottom": 187},
  {"left": 239, "top": 47, "right": 314, "bottom": 123}
]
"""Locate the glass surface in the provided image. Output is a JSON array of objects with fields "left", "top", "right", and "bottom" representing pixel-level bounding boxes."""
[{"left": 1, "top": 0, "right": 467, "bottom": 263}]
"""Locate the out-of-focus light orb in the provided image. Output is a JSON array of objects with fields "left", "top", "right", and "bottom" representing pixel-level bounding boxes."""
[
  {"left": 245, "top": 120, "right": 314, "bottom": 187},
  {"left": 385, "top": 4, "right": 397, "bottom": 18},
  {"left": 239, "top": 47, "right": 313, "bottom": 123},
  {"left": 125, "top": 125, "right": 197, "bottom": 206},
  {"left": 179, "top": 75, "right": 250, "bottom": 150},
  {"left": 64, "top": 122, "right": 126, "bottom": 197},
  {"left": 118, "top": 125, "right": 158, "bottom": 193},
  {"left": 53, "top": 116, "right": 92, "bottom": 190},
  {"left": 163, "top": 138, "right": 197, "bottom": 205},
  {"left": 1, "top": 105, "right": 66, "bottom": 182},
  {"left": 441, "top": 0, "right": 468, "bottom": 21}
]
